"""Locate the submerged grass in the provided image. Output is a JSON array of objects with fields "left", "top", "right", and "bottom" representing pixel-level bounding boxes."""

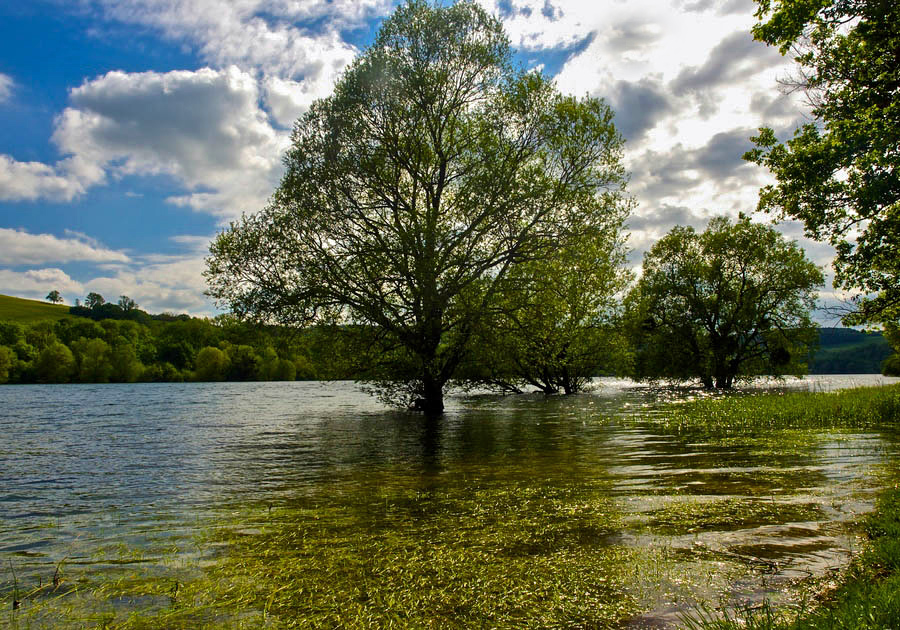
[
  {"left": 5, "top": 479, "right": 659, "bottom": 629},
  {"left": 666, "top": 385, "right": 900, "bottom": 629},
  {"left": 648, "top": 383, "right": 900, "bottom": 433},
  {"left": 678, "top": 486, "right": 900, "bottom": 630},
  {"left": 644, "top": 498, "right": 826, "bottom": 536}
]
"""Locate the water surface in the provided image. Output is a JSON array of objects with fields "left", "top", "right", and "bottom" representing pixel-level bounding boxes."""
[{"left": 1, "top": 375, "right": 898, "bottom": 626}]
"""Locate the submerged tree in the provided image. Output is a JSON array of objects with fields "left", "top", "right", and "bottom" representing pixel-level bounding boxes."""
[
  {"left": 206, "top": 0, "right": 631, "bottom": 413},
  {"left": 626, "top": 216, "right": 823, "bottom": 389},
  {"left": 468, "top": 223, "right": 631, "bottom": 395},
  {"left": 745, "top": 0, "right": 900, "bottom": 326}
]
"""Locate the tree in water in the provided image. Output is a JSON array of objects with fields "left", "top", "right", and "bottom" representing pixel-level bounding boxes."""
[
  {"left": 626, "top": 215, "right": 823, "bottom": 389},
  {"left": 467, "top": 222, "right": 631, "bottom": 395},
  {"left": 206, "top": 0, "right": 631, "bottom": 413}
]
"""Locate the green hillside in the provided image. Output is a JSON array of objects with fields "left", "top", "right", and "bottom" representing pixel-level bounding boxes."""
[
  {"left": 808, "top": 328, "right": 893, "bottom": 374},
  {"left": 0, "top": 294, "right": 73, "bottom": 323}
]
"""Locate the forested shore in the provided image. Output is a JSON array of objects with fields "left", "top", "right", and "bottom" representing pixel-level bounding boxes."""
[{"left": 0, "top": 292, "right": 894, "bottom": 386}]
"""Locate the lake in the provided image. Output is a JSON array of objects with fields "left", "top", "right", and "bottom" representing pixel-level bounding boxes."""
[{"left": 2, "top": 375, "right": 899, "bottom": 627}]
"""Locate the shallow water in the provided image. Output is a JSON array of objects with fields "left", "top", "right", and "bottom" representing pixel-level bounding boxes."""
[{"left": 1, "top": 375, "right": 899, "bottom": 626}]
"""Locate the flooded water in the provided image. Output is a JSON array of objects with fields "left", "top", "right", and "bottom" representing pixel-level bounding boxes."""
[{"left": 1, "top": 375, "right": 899, "bottom": 627}]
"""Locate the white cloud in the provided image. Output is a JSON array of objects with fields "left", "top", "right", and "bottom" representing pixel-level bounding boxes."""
[
  {"left": 0, "top": 154, "right": 104, "bottom": 202},
  {"left": 0, "top": 228, "right": 130, "bottom": 265},
  {"left": 4, "top": 66, "right": 288, "bottom": 215},
  {"left": 92, "top": 0, "right": 391, "bottom": 125},
  {"left": 0, "top": 73, "right": 13, "bottom": 102},
  {"left": 96, "top": 0, "right": 387, "bottom": 80},
  {"left": 0, "top": 268, "right": 84, "bottom": 300},
  {"left": 85, "top": 254, "right": 214, "bottom": 315},
  {"left": 263, "top": 76, "right": 316, "bottom": 128}
]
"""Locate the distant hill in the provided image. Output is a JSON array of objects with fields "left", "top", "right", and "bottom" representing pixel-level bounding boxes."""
[
  {"left": 808, "top": 328, "right": 893, "bottom": 374},
  {"left": 0, "top": 294, "right": 73, "bottom": 324}
]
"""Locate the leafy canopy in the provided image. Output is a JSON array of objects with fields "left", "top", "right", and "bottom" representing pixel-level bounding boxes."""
[
  {"left": 627, "top": 215, "right": 824, "bottom": 389},
  {"left": 206, "top": 0, "right": 631, "bottom": 411},
  {"left": 745, "top": 0, "right": 900, "bottom": 325}
]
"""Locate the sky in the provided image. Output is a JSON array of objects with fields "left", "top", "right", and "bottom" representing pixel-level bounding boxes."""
[{"left": 0, "top": 0, "right": 839, "bottom": 318}]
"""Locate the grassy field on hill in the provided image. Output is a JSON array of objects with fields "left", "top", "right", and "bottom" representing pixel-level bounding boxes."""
[{"left": 0, "top": 294, "right": 73, "bottom": 323}]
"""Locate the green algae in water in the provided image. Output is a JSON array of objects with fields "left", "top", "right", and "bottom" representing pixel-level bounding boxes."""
[
  {"left": 7, "top": 384, "right": 900, "bottom": 628},
  {"left": 642, "top": 498, "right": 827, "bottom": 536}
]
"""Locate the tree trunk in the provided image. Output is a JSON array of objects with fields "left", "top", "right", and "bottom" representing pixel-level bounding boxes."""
[
  {"left": 714, "top": 372, "right": 734, "bottom": 389},
  {"left": 418, "top": 372, "right": 445, "bottom": 415}
]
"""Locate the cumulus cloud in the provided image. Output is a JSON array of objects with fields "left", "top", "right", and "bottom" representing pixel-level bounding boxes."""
[
  {"left": 263, "top": 76, "right": 316, "bottom": 128},
  {"left": 630, "top": 127, "right": 759, "bottom": 201},
  {"left": 600, "top": 78, "right": 675, "bottom": 142},
  {"left": 671, "top": 30, "right": 784, "bottom": 96},
  {"left": 96, "top": 0, "right": 385, "bottom": 76},
  {"left": 85, "top": 253, "right": 214, "bottom": 315},
  {"left": 603, "top": 20, "right": 663, "bottom": 54},
  {"left": 0, "top": 228, "right": 130, "bottom": 265},
  {"left": 0, "top": 154, "right": 104, "bottom": 202},
  {"left": 5, "top": 67, "right": 287, "bottom": 215},
  {"left": 0, "top": 73, "right": 13, "bottom": 102},
  {"left": 0, "top": 0, "right": 396, "bottom": 209},
  {"left": 0, "top": 268, "right": 84, "bottom": 300},
  {"left": 679, "top": 0, "right": 753, "bottom": 15}
]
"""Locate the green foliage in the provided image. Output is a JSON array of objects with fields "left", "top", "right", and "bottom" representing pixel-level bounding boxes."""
[
  {"left": 46, "top": 290, "right": 63, "bottom": 304},
  {"left": 205, "top": 0, "right": 631, "bottom": 412},
  {"left": 118, "top": 295, "right": 137, "bottom": 311},
  {"left": 225, "top": 344, "right": 260, "bottom": 380},
  {"left": 33, "top": 341, "right": 76, "bottom": 383},
  {"left": 746, "top": 0, "right": 900, "bottom": 326},
  {"left": 0, "top": 345, "right": 13, "bottom": 383},
  {"left": 71, "top": 337, "right": 113, "bottom": 383},
  {"left": 882, "top": 353, "right": 900, "bottom": 376},
  {"left": 194, "top": 346, "right": 231, "bottom": 382},
  {"left": 469, "top": 224, "right": 632, "bottom": 394},
  {"left": 626, "top": 215, "right": 823, "bottom": 388},
  {"left": 0, "top": 294, "right": 326, "bottom": 385},
  {"left": 85, "top": 292, "right": 105, "bottom": 309},
  {"left": 109, "top": 343, "right": 143, "bottom": 383}
]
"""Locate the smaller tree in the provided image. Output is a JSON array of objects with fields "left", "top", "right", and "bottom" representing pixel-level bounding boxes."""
[
  {"left": 34, "top": 342, "right": 76, "bottom": 383},
  {"left": 85, "top": 292, "right": 105, "bottom": 309},
  {"left": 118, "top": 295, "right": 137, "bottom": 312},
  {"left": 46, "top": 290, "right": 63, "bottom": 304},
  {"left": 194, "top": 346, "right": 231, "bottom": 382},
  {"left": 0, "top": 346, "right": 15, "bottom": 383},
  {"left": 626, "top": 215, "right": 823, "bottom": 389},
  {"left": 469, "top": 222, "right": 631, "bottom": 394}
]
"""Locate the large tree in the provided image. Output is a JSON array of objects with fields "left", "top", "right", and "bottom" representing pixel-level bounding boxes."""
[
  {"left": 626, "top": 216, "right": 823, "bottom": 389},
  {"left": 206, "top": 1, "right": 630, "bottom": 413},
  {"left": 745, "top": 0, "right": 900, "bottom": 325}
]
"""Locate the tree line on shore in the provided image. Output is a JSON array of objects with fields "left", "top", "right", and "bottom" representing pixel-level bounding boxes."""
[{"left": 0, "top": 304, "right": 344, "bottom": 385}]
